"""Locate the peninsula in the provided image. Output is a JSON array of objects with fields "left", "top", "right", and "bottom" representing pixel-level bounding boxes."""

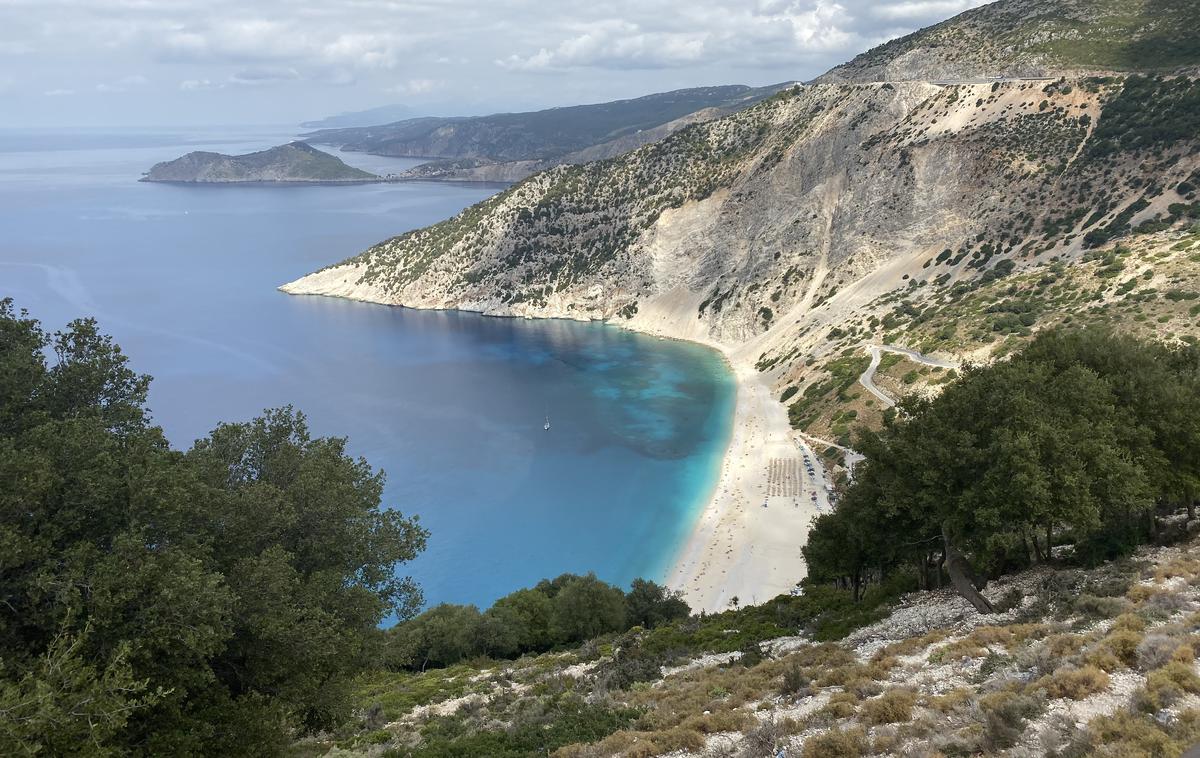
[{"left": 141, "top": 141, "right": 380, "bottom": 184}]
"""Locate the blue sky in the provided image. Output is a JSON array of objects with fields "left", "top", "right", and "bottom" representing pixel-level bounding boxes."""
[{"left": 0, "top": 0, "right": 989, "bottom": 127}]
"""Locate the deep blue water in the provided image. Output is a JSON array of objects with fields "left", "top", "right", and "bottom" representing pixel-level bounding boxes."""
[{"left": 0, "top": 127, "right": 735, "bottom": 612}]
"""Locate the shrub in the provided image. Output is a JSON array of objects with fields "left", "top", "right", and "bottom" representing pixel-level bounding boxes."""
[
  {"left": 817, "top": 691, "right": 859, "bottom": 720},
  {"left": 1098, "top": 628, "right": 1144, "bottom": 669},
  {"left": 979, "top": 690, "right": 1044, "bottom": 750},
  {"left": 1137, "top": 661, "right": 1200, "bottom": 711},
  {"left": 802, "top": 726, "right": 867, "bottom": 758},
  {"left": 779, "top": 661, "right": 811, "bottom": 697},
  {"left": 1141, "top": 590, "right": 1190, "bottom": 618},
  {"left": 1032, "top": 665, "right": 1110, "bottom": 700},
  {"left": 860, "top": 689, "right": 917, "bottom": 725},
  {"left": 1136, "top": 633, "right": 1186, "bottom": 672},
  {"left": 1074, "top": 593, "right": 1130, "bottom": 618}
]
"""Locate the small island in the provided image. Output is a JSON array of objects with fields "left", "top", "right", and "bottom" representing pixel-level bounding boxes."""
[{"left": 141, "top": 141, "right": 380, "bottom": 184}]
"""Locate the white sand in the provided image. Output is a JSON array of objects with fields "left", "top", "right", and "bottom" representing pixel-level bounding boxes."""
[{"left": 665, "top": 359, "right": 827, "bottom": 614}]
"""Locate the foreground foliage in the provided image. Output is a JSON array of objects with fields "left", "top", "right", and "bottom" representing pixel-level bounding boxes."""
[
  {"left": 805, "top": 329, "right": 1200, "bottom": 611},
  {"left": 0, "top": 300, "right": 427, "bottom": 754}
]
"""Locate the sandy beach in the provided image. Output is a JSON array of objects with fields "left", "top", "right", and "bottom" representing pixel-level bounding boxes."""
[{"left": 665, "top": 358, "right": 829, "bottom": 614}]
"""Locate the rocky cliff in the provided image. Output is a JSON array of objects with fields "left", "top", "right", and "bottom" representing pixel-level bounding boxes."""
[
  {"left": 283, "top": 0, "right": 1200, "bottom": 442},
  {"left": 143, "top": 142, "right": 378, "bottom": 184}
]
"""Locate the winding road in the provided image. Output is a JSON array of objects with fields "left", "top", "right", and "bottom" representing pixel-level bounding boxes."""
[{"left": 858, "top": 344, "right": 960, "bottom": 409}]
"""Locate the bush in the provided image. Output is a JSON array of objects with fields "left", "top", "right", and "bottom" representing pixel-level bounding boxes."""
[
  {"left": 1137, "top": 661, "right": 1200, "bottom": 712},
  {"left": 1033, "top": 665, "right": 1110, "bottom": 700},
  {"left": 1136, "top": 634, "right": 1186, "bottom": 672},
  {"left": 1074, "top": 594, "right": 1130, "bottom": 618},
  {"left": 860, "top": 688, "right": 917, "bottom": 725},
  {"left": 779, "top": 661, "right": 811, "bottom": 697},
  {"left": 802, "top": 726, "right": 867, "bottom": 758},
  {"left": 979, "top": 690, "right": 1044, "bottom": 750}
]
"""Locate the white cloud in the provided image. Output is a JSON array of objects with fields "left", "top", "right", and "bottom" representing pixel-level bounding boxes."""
[
  {"left": 2, "top": 0, "right": 1001, "bottom": 125},
  {"left": 497, "top": 1, "right": 859, "bottom": 72},
  {"left": 872, "top": 0, "right": 988, "bottom": 21},
  {"left": 43, "top": 88, "right": 75, "bottom": 96},
  {"left": 179, "top": 78, "right": 220, "bottom": 91},
  {"left": 95, "top": 73, "right": 148, "bottom": 92},
  {"left": 228, "top": 67, "right": 301, "bottom": 86},
  {"left": 385, "top": 78, "right": 440, "bottom": 95}
]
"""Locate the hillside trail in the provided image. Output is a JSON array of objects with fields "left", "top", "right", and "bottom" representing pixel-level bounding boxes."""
[{"left": 858, "top": 344, "right": 960, "bottom": 409}]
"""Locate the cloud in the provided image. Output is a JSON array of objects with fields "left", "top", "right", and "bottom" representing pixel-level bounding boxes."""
[
  {"left": 228, "top": 67, "right": 301, "bottom": 86},
  {"left": 3, "top": 0, "right": 1002, "bottom": 125},
  {"left": 496, "top": 1, "right": 860, "bottom": 72},
  {"left": 872, "top": 0, "right": 988, "bottom": 21},
  {"left": 179, "top": 78, "right": 220, "bottom": 91},
  {"left": 95, "top": 74, "right": 148, "bottom": 93},
  {"left": 385, "top": 78, "right": 440, "bottom": 95},
  {"left": 498, "top": 20, "right": 707, "bottom": 71},
  {"left": 43, "top": 88, "right": 75, "bottom": 96}
]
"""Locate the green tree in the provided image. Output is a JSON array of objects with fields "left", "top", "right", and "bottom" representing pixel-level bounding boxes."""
[
  {"left": 0, "top": 300, "right": 428, "bottom": 754},
  {"left": 551, "top": 574, "right": 627, "bottom": 643},
  {"left": 624, "top": 578, "right": 690, "bottom": 629},
  {"left": 490, "top": 587, "right": 556, "bottom": 652}
]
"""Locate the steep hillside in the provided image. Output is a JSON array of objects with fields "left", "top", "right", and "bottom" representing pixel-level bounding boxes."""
[
  {"left": 820, "top": 0, "right": 1200, "bottom": 83},
  {"left": 302, "top": 85, "right": 788, "bottom": 182},
  {"left": 284, "top": 75, "right": 1199, "bottom": 349},
  {"left": 304, "top": 532, "right": 1200, "bottom": 757},
  {"left": 142, "top": 142, "right": 378, "bottom": 184}
]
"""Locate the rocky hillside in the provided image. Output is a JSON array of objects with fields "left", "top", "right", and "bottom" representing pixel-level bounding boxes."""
[
  {"left": 303, "top": 530, "right": 1200, "bottom": 757},
  {"left": 282, "top": 0, "right": 1199, "bottom": 459},
  {"left": 302, "top": 85, "right": 787, "bottom": 182},
  {"left": 284, "top": 72, "right": 1198, "bottom": 343},
  {"left": 820, "top": 0, "right": 1200, "bottom": 83},
  {"left": 142, "top": 142, "right": 378, "bottom": 183}
]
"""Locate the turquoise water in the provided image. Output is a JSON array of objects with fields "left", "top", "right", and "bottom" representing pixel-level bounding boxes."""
[{"left": 0, "top": 128, "right": 735, "bottom": 611}]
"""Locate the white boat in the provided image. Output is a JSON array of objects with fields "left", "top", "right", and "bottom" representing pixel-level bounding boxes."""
[{"left": 544, "top": 415, "right": 551, "bottom": 431}]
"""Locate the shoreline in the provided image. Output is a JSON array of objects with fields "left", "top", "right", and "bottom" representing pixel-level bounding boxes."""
[
  {"left": 277, "top": 283, "right": 817, "bottom": 613},
  {"left": 662, "top": 356, "right": 821, "bottom": 614}
]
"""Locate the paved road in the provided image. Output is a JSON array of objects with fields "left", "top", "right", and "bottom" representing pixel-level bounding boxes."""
[{"left": 858, "top": 344, "right": 960, "bottom": 409}]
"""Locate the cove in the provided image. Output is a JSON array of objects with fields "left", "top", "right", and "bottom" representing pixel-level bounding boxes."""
[{"left": 0, "top": 127, "right": 735, "bottom": 610}]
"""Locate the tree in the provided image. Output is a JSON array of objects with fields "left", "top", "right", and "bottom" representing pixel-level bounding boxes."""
[
  {"left": 491, "top": 587, "right": 557, "bottom": 652},
  {"left": 624, "top": 579, "right": 690, "bottom": 629},
  {"left": 804, "top": 328, "right": 1182, "bottom": 613},
  {"left": 551, "top": 574, "right": 627, "bottom": 643},
  {"left": 0, "top": 300, "right": 428, "bottom": 754}
]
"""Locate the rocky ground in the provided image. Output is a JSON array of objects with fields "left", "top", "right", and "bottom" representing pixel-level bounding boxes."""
[{"left": 300, "top": 528, "right": 1200, "bottom": 758}]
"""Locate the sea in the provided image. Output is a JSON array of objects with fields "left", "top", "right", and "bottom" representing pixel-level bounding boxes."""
[{"left": 0, "top": 126, "right": 735, "bottom": 613}]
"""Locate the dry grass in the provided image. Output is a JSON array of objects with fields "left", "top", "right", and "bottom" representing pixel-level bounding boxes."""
[
  {"left": 925, "top": 687, "right": 972, "bottom": 713},
  {"left": 859, "top": 688, "right": 917, "bottom": 725},
  {"left": 930, "top": 624, "right": 1051, "bottom": 662},
  {"left": 1136, "top": 661, "right": 1200, "bottom": 712},
  {"left": 1092, "top": 627, "right": 1144, "bottom": 670},
  {"left": 801, "top": 726, "right": 867, "bottom": 758},
  {"left": 1155, "top": 556, "right": 1200, "bottom": 582},
  {"left": 816, "top": 690, "right": 859, "bottom": 721},
  {"left": 1031, "top": 665, "right": 1111, "bottom": 700},
  {"left": 872, "top": 629, "right": 950, "bottom": 661}
]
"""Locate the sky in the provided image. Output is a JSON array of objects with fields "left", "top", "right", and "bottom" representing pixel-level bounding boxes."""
[{"left": 0, "top": 0, "right": 991, "bottom": 128}]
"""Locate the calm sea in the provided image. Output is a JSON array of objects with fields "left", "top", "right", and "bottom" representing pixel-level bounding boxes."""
[{"left": 0, "top": 127, "right": 735, "bottom": 612}]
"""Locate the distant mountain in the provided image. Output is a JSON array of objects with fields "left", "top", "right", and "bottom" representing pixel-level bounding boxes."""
[
  {"left": 301, "top": 84, "right": 791, "bottom": 181},
  {"left": 300, "top": 104, "right": 418, "bottom": 130},
  {"left": 142, "top": 142, "right": 379, "bottom": 184},
  {"left": 820, "top": 0, "right": 1200, "bottom": 83}
]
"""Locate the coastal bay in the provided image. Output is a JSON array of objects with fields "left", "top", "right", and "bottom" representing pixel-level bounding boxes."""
[{"left": 0, "top": 127, "right": 737, "bottom": 610}]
